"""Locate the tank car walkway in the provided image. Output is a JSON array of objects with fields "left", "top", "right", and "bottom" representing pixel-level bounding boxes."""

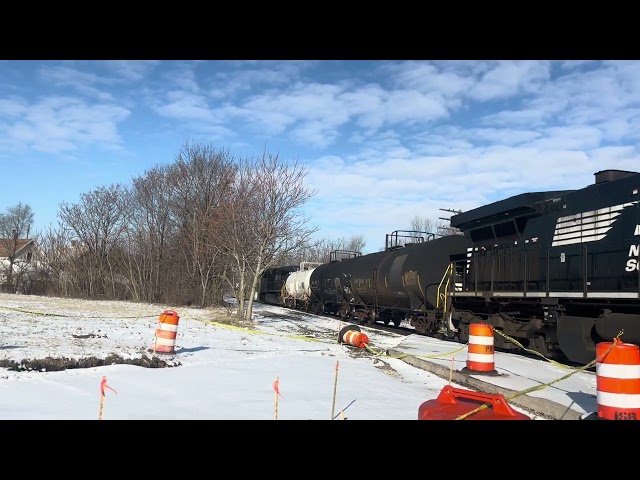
[{"left": 387, "top": 334, "right": 597, "bottom": 420}]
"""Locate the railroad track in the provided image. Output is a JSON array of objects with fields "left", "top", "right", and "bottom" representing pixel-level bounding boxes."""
[{"left": 257, "top": 301, "right": 590, "bottom": 370}]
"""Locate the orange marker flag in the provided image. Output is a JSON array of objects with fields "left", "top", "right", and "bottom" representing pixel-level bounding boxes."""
[
  {"left": 273, "top": 378, "right": 283, "bottom": 398},
  {"left": 101, "top": 376, "right": 118, "bottom": 396},
  {"left": 273, "top": 376, "right": 283, "bottom": 420},
  {"left": 99, "top": 376, "right": 117, "bottom": 420}
]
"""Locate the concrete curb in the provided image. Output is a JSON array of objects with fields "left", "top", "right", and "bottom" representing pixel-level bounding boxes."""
[{"left": 387, "top": 348, "right": 583, "bottom": 420}]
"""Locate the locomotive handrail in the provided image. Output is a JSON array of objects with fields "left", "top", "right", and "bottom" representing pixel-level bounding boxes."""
[
  {"left": 437, "top": 263, "right": 454, "bottom": 311},
  {"left": 385, "top": 230, "right": 435, "bottom": 250},
  {"left": 329, "top": 250, "right": 361, "bottom": 262},
  {"left": 299, "top": 261, "right": 322, "bottom": 271}
]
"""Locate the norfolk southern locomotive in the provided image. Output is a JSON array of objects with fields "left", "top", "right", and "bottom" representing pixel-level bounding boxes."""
[{"left": 259, "top": 169, "right": 640, "bottom": 364}]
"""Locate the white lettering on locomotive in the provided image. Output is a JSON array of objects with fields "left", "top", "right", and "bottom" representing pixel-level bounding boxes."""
[
  {"left": 552, "top": 201, "right": 638, "bottom": 247},
  {"left": 626, "top": 244, "right": 640, "bottom": 272}
]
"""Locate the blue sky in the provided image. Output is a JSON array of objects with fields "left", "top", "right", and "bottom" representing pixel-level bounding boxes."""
[{"left": 2, "top": 60, "right": 639, "bottom": 253}]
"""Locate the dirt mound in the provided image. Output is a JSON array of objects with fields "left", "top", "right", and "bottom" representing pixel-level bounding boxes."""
[{"left": 0, "top": 353, "right": 181, "bottom": 372}]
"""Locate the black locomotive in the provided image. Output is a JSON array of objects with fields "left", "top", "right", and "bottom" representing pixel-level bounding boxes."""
[{"left": 259, "top": 169, "right": 640, "bottom": 364}]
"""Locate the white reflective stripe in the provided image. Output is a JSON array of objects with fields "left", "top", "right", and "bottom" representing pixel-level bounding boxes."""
[
  {"left": 468, "top": 335, "right": 493, "bottom": 345},
  {"left": 344, "top": 332, "right": 357, "bottom": 342},
  {"left": 467, "top": 353, "right": 494, "bottom": 363},
  {"left": 597, "top": 391, "right": 640, "bottom": 409},
  {"left": 154, "top": 337, "right": 176, "bottom": 346},
  {"left": 597, "top": 362, "right": 640, "bottom": 379},
  {"left": 158, "top": 323, "right": 178, "bottom": 332}
]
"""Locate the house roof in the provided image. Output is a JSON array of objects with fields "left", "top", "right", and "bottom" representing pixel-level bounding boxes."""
[{"left": 0, "top": 238, "right": 35, "bottom": 258}]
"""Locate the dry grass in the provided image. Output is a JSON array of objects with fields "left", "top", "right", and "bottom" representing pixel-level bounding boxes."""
[{"left": 202, "top": 305, "right": 253, "bottom": 327}]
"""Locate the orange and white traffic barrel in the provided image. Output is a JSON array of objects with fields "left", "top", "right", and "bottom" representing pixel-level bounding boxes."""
[
  {"left": 461, "top": 323, "right": 498, "bottom": 375},
  {"left": 594, "top": 340, "right": 640, "bottom": 420},
  {"left": 338, "top": 325, "right": 369, "bottom": 349},
  {"left": 153, "top": 310, "right": 180, "bottom": 354}
]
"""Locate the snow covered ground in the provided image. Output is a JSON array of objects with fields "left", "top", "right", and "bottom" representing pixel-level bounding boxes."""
[{"left": 1, "top": 292, "right": 522, "bottom": 420}]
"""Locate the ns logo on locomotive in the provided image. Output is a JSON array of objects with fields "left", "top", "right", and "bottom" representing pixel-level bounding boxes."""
[
  {"left": 259, "top": 169, "right": 640, "bottom": 365},
  {"left": 627, "top": 241, "right": 640, "bottom": 272}
]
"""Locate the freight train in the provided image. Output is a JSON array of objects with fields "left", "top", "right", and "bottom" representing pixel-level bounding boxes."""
[{"left": 258, "top": 169, "right": 640, "bottom": 364}]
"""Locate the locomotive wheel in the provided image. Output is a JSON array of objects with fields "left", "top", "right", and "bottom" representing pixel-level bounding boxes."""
[
  {"left": 531, "top": 334, "right": 550, "bottom": 358},
  {"left": 557, "top": 315, "right": 597, "bottom": 364}
]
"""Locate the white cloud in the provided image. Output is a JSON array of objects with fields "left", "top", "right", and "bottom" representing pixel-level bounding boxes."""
[
  {"left": 468, "top": 60, "right": 551, "bottom": 102},
  {"left": 384, "top": 90, "right": 450, "bottom": 124},
  {"left": 0, "top": 97, "right": 27, "bottom": 117},
  {"left": 384, "top": 61, "right": 474, "bottom": 98},
  {"left": 151, "top": 90, "right": 214, "bottom": 122},
  {"left": 102, "top": 60, "right": 162, "bottom": 81},
  {"left": 290, "top": 121, "right": 340, "bottom": 149},
  {"left": 340, "top": 84, "right": 388, "bottom": 130},
  {"left": 449, "top": 127, "right": 542, "bottom": 145},
  {"left": 8, "top": 60, "right": 640, "bottom": 253},
  {"left": 301, "top": 130, "right": 640, "bottom": 252},
  {"left": 37, "top": 61, "right": 161, "bottom": 102},
  {"left": 480, "top": 109, "right": 547, "bottom": 128},
  {"left": 39, "top": 65, "right": 115, "bottom": 101},
  {"left": 560, "top": 60, "right": 598, "bottom": 70},
  {"left": 526, "top": 125, "right": 603, "bottom": 150},
  {"left": 0, "top": 96, "right": 129, "bottom": 154},
  {"left": 206, "top": 60, "right": 314, "bottom": 99},
  {"left": 588, "top": 145, "right": 640, "bottom": 171},
  {"left": 162, "top": 64, "right": 201, "bottom": 93}
]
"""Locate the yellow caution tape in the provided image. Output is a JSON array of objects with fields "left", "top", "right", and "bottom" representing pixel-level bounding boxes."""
[
  {"left": 0, "top": 305, "right": 72, "bottom": 317},
  {"left": 454, "top": 330, "right": 624, "bottom": 420},
  {"left": 363, "top": 342, "right": 468, "bottom": 360},
  {"left": 201, "top": 320, "right": 322, "bottom": 343},
  {"left": 0, "top": 305, "right": 156, "bottom": 319},
  {"left": 492, "top": 328, "right": 574, "bottom": 369}
]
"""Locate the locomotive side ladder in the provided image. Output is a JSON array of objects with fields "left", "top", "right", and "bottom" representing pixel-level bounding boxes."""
[
  {"left": 436, "top": 263, "right": 456, "bottom": 333},
  {"left": 371, "top": 255, "right": 385, "bottom": 319}
]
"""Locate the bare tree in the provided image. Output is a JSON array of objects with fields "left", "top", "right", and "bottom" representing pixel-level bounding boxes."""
[
  {"left": 0, "top": 202, "right": 34, "bottom": 292},
  {"left": 396, "top": 214, "right": 463, "bottom": 245},
  {"left": 58, "top": 184, "right": 130, "bottom": 298},
  {"left": 33, "top": 225, "right": 76, "bottom": 296},
  {"left": 220, "top": 151, "right": 318, "bottom": 322},
  {"left": 167, "top": 142, "right": 236, "bottom": 307},
  {"left": 409, "top": 215, "right": 435, "bottom": 236},
  {"left": 436, "top": 221, "right": 463, "bottom": 237},
  {"left": 282, "top": 233, "right": 366, "bottom": 266},
  {"left": 124, "top": 165, "right": 177, "bottom": 303},
  {"left": 435, "top": 210, "right": 464, "bottom": 237}
]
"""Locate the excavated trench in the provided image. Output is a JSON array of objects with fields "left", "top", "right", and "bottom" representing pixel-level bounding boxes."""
[{"left": 0, "top": 353, "right": 181, "bottom": 372}]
